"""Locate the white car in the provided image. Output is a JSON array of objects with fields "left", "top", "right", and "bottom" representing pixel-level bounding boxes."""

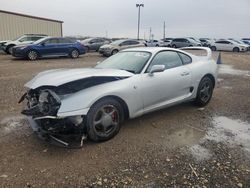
[
  {"left": 145, "top": 40, "right": 161, "bottom": 47},
  {"left": 210, "top": 39, "right": 248, "bottom": 52},
  {"left": 20, "top": 47, "right": 217, "bottom": 146},
  {"left": 3, "top": 34, "right": 47, "bottom": 54}
]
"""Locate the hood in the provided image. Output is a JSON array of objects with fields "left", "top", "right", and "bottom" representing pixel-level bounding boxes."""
[
  {"left": 0, "top": 40, "right": 10, "bottom": 44},
  {"left": 25, "top": 68, "right": 134, "bottom": 89}
]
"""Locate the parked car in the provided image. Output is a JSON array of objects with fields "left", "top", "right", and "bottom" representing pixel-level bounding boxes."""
[
  {"left": 160, "top": 39, "right": 172, "bottom": 47},
  {"left": 12, "top": 37, "right": 86, "bottom": 60},
  {"left": 199, "top": 38, "right": 213, "bottom": 47},
  {"left": 210, "top": 39, "right": 248, "bottom": 52},
  {"left": 3, "top": 34, "right": 47, "bottom": 54},
  {"left": 145, "top": 40, "right": 160, "bottom": 47},
  {"left": 20, "top": 47, "right": 217, "bottom": 145},
  {"left": 170, "top": 38, "right": 201, "bottom": 48},
  {"left": 81, "top": 38, "right": 111, "bottom": 52},
  {"left": 99, "top": 39, "right": 145, "bottom": 56}
]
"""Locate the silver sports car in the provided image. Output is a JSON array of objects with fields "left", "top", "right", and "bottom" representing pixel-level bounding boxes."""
[{"left": 19, "top": 47, "right": 217, "bottom": 146}]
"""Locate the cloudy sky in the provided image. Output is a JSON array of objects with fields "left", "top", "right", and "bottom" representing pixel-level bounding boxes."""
[{"left": 0, "top": 0, "right": 249, "bottom": 39}]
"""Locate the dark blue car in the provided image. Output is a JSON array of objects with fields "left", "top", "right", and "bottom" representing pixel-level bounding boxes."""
[{"left": 12, "top": 37, "right": 86, "bottom": 60}]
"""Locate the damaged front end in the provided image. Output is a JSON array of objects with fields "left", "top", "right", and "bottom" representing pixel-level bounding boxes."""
[{"left": 19, "top": 88, "right": 86, "bottom": 148}]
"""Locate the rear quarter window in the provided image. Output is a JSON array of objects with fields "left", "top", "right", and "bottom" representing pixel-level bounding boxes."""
[{"left": 178, "top": 52, "right": 192, "bottom": 65}]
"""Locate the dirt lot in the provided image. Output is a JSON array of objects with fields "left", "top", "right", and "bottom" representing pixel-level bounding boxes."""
[{"left": 0, "top": 51, "right": 250, "bottom": 188}]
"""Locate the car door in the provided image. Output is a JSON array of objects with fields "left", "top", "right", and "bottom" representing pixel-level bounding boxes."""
[
  {"left": 130, "top": 40, "right": 143, "bottom": 48},
  {"left": 119, "top": 41, "right": 131, "bottom": 50},
  {"left": 140, "top": 50, "right": 192, "bottom": 113},
  {"left": 57, "top": 38, "right": 73, "bottom": 55},
  {"left": 38, "top": 38, "right": 59, "bottom": 56},
  {"left": 88, "top": 39, "right": 99, "bottom": 50}
]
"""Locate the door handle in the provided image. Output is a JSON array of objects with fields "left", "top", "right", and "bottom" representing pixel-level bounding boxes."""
[{"left": 181, "top": 72, "right": 190, "bottom": 76}]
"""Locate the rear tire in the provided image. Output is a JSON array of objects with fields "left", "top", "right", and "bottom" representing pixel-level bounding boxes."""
[
  {"left": 172, "top": 44, "right": 177, "bottom": 48},
  {"left": 233, "top": 47, "right": 239, "bottom": 52},
  {"left": 86, "top": 97, "right": 124, "bottom": 142},
  {"left": 27, "top": 50, "right": 38, "bottom": 60},
  {"left": 211, "top": 46, "right": 216, "bottom": 51},
  {"left": 194, "top": 76, "right": 214, "bottom": 107},
  {"left": 70, "top": 49, "right": 79, "bottom": 58}
]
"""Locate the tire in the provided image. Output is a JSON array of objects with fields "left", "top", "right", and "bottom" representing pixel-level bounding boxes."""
[
  {"left": 111, "top": 49, "right": 119, "bottom": 55},
  {"left": 233, "top": 47, "right": 239, "bottom": 52},
  {"left": 172, "top": 44, "right": 177, "bottom": 48},
  {"left": 6, "top": 45, "right": 15, "bottom": 54},
  {"left": 70, "top": 49, "right": 79, "bottom": 58},
  {"left": 194, "top": 76, "right": 214, "bottom": 107},
  {"left": 211, "top": 46, "right": 216, "bottom": 51},
  {"left": 156, "top": 44, "right": 159, "bottom": 47},
  {"left": 27, "top": 50, "right": 38, "bottom": 60},
  {"left": 189, "top": 45, "right": 193, "bottom": 47},
  {"left": 86, "top": 97, "right": 124, "bottom": 142}
]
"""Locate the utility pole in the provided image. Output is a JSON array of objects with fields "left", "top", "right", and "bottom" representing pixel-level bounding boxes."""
[
  {"left": 149, "top": 27, "right": 152, "bottom": 41},
  {"left": 163, "top": 21, "right": 166, "bottom": 40},
  {"left": 136, "top": 3, "right": 144, "bottom": 40}
]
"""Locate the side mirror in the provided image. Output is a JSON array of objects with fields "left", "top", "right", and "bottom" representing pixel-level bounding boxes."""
[
  {"left": 41, "top": 43, "right": 45, "bottom": 46},
  {"left": 149, "top": 65, "right": 165, "bottom": 75}
]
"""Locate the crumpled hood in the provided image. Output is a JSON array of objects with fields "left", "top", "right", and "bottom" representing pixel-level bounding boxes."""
[{"left": 25, "top": 68, "right": 134, "bottom": 89}]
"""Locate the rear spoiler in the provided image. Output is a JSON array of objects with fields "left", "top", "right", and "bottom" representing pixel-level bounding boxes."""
[{"left": 180, "top": 47, "right": 212, "bottom": 60}]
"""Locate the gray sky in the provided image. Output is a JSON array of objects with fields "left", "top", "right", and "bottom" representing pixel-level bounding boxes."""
[{"left": 0, "top": 0, "right": 249, "bottom": 39}]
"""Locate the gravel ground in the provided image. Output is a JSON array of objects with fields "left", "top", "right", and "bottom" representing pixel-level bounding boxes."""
[{"left": 0, "top": 51, "right": 250, "bottom": 187}]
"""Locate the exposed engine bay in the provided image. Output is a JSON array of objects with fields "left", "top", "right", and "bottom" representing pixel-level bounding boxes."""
[{"left": 20, "top": 88, "right": 87, "bottom": 148}]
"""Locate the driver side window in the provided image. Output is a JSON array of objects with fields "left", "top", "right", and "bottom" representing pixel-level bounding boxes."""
[{"left": 146, "top": 51, "right": 183, "bottom": 72}]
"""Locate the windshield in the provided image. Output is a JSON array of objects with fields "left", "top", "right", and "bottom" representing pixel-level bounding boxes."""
[{"left": 95, "top": 51, "right": 151, "bottom": 74}]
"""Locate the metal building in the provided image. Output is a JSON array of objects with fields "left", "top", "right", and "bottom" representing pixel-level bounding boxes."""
[{"left": 0, "top": 10, "right": 63, "bottom": 40}]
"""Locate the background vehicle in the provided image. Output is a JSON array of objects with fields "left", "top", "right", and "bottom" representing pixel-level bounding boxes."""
[
  {"left": 210, "top": 39, "right": 248, "bottom": 52},
  {"left": 145, "top": 39, "right": 160, "bottom": 47},
  {"left": 99, "top": 39, "right": 145, "bottom": 56},
  {"left": 3, "top": 34, "right": 47, "bottom": 54},
  {"left": 20, "top": 47, "right": 217, "bottom": 144},
  {"left": 159, "top": 39, "right": 172, "bottom": 47},
  {"left": 12, "top": 37, "right": 86, "bottom": 60},
  {"left": 81, "top": 38, "right": 111, "bottom": 52},
  {"left": 170, "top": 38, "right": 201, "bottom": 48},
  {"left": 199, "top": 38, "right": 214, "bottom": 47}
]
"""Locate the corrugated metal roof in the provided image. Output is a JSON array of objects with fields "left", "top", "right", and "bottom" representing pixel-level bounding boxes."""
[{"left": 0, "top": 9, "right": 63, "bottom": 23}]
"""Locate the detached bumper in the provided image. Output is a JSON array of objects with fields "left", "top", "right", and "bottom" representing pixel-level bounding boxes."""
[{"left": 27, "top": 116, "right": 87, "bottom": 148}]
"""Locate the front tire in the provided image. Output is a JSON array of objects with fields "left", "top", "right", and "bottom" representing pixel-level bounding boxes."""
[
  {"left": 233, "top": 47, "right": 239, "bottom": 52},
  {"left": 70, "top": 49, "right": 79, "bottom": 58},
  {"left": 211, "top": 46, "right": 216, "bottom": 51},
  {"left": 111, "top": 49, "right": 118, "bottom": 55},
  {"left": 86, "top": 98, "right": 124, "bottom": 142},
  {"left": 27, "top": 50, "right": 38, "bottom": 60},
  {"left": 194, "top": 76, "right": 214, "bottom": 107}
]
